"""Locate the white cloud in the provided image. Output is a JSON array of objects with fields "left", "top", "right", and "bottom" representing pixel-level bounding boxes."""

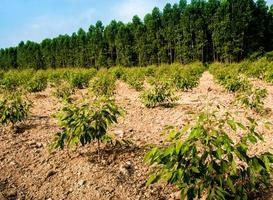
[
  {"left": 112, "top": 0, "right": 179, "bottom": 22},
  {"left": 112, "top": 0, "right": 155, "bottom": 22},
  {"left": 3, "top": 8, "right": 96, "bottom": 47}
]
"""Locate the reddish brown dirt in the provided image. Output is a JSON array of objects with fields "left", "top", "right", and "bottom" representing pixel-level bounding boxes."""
[{"left": 0, "top": 72, "right": 272, "bottom": 200}]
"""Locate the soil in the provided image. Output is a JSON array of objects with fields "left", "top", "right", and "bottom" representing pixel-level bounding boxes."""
[{"left": 0, "top": 71, "right": 272, "bottom": 200}]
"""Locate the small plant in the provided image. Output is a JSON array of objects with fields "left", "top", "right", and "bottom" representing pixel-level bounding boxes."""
[
  {"left": 52, "top": 81, "right": 75, "bottom": 102},
  {"left": 26, "top": 74, "right": 48, "bottom": 93},
  {"left": 172, "top": 71, "right": 198, "bottom": 91},
  {"left": 68, "top": 70, "right": 96, "bottom": 89},
  {"left": 109, "top": 67, "right": 125, "bottom": 79},
  {"left": 223, "top": 76, "right": 250, "bottom": 93},
  {"left": 0, "top": 93, "right": 31, "bottom": 129},
  {"left": 126, "top": 73, "right": 145, "bottom": 91},
  {"left": 52, "top": 97, "right": 122, "bottom": 149},
  {"left": 238, "top": 88, "right": 268, "bottom": 114},
  {"left": 141, "top": 81, "right": 178, "bottom": 108},
  {"left": 264, "top": 69, "right": 273, "bottom": 83},
  {"left": 0, "top": 74, "right": 21, "bottom": 91},
  {"left": 89, "top": 71, "right": 116, "bottom": 97},
  {"left": 145, "top": 111, "right": 273, "bottom": 200}
]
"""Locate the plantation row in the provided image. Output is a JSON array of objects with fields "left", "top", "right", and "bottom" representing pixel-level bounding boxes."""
[
  {"left": 1, "top": 62, "right": 273, "bottom": 199},
  {"left": 210, "top": 63, "right": 268, "bottom": 114},
  {"left": 0, "top": 62, "right": 205, "bottom": 92},
  {"left": 0, "top": 62, "right": 205, "bottom": 130}
]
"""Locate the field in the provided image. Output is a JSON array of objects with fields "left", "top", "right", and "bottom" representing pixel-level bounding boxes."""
[{"left": 0, "top": 59, "right": 273, "bottom": 200}]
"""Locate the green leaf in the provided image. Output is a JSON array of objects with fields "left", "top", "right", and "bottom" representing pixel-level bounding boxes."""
[
  {"left": 192, "top": 167, "right": 200, "bottom": 173},
  {"left": 180, "top": 188, "right": 188, "bottom": 200},
  {"left": 226, "top": 178, "right": 235, "bottom": 193},
  {"left": 247, "top": 133, "right": 257, "bottom": 144},
  {"left": 146, "top": 174, "right": 161, "bottom": 186},
  {"left": 227, "top": 120, "right": 237, "bottom": 131},
  {"left": 236, "top": 122, "right": 246, "bottom": 130},
  {"left": 263, "top": 155, "right": 270, "bottom": 171}
]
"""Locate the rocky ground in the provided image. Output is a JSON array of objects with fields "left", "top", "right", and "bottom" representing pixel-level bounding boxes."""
[{"left": 0, "top": 72, "right": 273, "bottom": 200}]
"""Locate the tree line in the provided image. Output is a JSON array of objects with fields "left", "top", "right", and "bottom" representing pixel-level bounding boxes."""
[{"left": 0, "top": 0, "right": 273, "bottom": 70}]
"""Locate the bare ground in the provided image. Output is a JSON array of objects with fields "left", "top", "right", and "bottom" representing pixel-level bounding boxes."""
[{"left": 0, "top": 71, "right": 272, "bottom": 200}]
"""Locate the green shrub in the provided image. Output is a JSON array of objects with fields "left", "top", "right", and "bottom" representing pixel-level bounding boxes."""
[
  {"left": 224, "top": 76, "right": 251, "bottom": 93},
  {"left": 244, "top": 58, "right": 270, "bottom": 79},
  {"left": 89, "top": 70, "right": 116, "bottom": 97},
  {"left": 26, "top": 74, "right": 48, "bottom": 93},
  {"left": 52, "top": 97, "right": 122, "bottom": 149},
  {"left": 141, "top": 80, "right": 178, "bottom": 108},
  {"left": 127, "top": 76, "right": 144, "bottom": 91},
  {"left": 172, "top": 71, "right": 198, "bottom": 91},
  {"left": 0, "top": 70, "right": 30, "bottom": 91},
  {"left": 238, "top": 88, "right": 268, "bottom": 114},
  {"left": 109, "top": 67, "right": 125, "bottom": 79},
  {"left": 264, "top": 68, "right": 273, "bottom": 83},
  {"left": 145, "top": 111, "right": 273, "bottom": 200},
  {"left": 124, "top": 69, "right": 145, "bottom": 91},
  {"left": 144, "top": 66, "right": 156, "bottom": 77},
  {"left": 68, "top": 69, "right": 97, "bottom": 89},
  {"left": 0, "top": 76, "right": 19, "bottom": 91},
  {"left": 47, "top": 70, "right": 66, "bottom": 86},
  {"left": 0, "top": 93, "right": 30, "bottom": 128},
  {"left": 52, "top": 81, "right": 75, "bottom": 102}
]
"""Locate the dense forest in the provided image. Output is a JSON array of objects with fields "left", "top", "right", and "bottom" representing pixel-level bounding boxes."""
[{"left": 0, "top": 0, "right": 273, "bottom": 69}]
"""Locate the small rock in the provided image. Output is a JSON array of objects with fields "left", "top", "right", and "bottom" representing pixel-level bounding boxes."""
[
  {"left": 36, "top": 142, "right": 43, "bottom": 148},
  {"left": 78, "top": 180, "right": 86, "bottom": 187},
  {"left": 77, "top": 171, "right": 82, "bottom": 176},
  {"left": 114, "top": 130, "right": 124, "bottom": 138},
  {"left": 46, "top": 170, "right": 57, "bottom": 179},
  {"left": 9, "top": 161, "right": 16, "bottom": 166},
  {"left": 119, "top": 161, "right": 133, "bottom": 176}
]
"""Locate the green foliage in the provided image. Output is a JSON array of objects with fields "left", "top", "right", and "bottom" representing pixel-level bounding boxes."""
[
  {"left": 123, "top": 69, "right": 145, "bottom": 91},
  {"left": 141, "top": 80, "right": 178, "bottom": 108},
  {"left": 0, "top": 70, "right": 34, "bottom": 91},
  {"left": 109, "top": 67, "right": 126, "bottom": 79},
  {"left": 223, "top": 76, "right": 251, "bottom": 93},
  {"left": 144, "top": 66, "right": 156, "bottom": 77},
  {"left": 145, "top": 111, "right": 273, "bottom": 200},
  {"left": 0, "top": 76, "right": 19, "bottom": 91},
  {"left": 210, "top": 64, "right": 251, "bottom": 93},
  {"left": 171, "top": 71, "right": 199, "bottom": 91},
  {"left": 127, "top": 75, "right": 144, "bottom": 91},
  {"left": 26, "top": 73, "right": 48, "bottom": 93},
  {"left": 67, "top": 69, "right": 97, "bottom": 89},
  {"left": 152, "top": 63, "right": 205, "bottom": 91},
  {"left": 89, "top": 70, "right": 116, "bottom": 97},
  {"left": 0, "top": 93, "right": 30, "bottom": 126},
  {"left": 52, "top": 81, "right": 75, "bottom": 102},
  {"left": 238, "top": 88, "right": 268, "bottom": 114},
  {"left": 52, "top": 97, "right": 122, "bottom": 149},
  {"left": 210, "top": 62, "right": 268, "bottom": 114}
]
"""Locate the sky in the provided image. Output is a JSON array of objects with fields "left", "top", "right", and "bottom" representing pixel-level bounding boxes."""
[{"left": 0, "top": 0, "right": 272, "bottom": 48}]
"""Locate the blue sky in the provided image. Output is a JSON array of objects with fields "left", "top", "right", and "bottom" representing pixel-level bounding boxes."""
[{"left": 0, "top": 0, "right": 272, "bottom": 48}]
